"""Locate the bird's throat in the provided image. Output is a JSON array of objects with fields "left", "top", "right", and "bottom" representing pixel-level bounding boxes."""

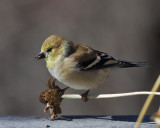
[{"left": 45, "top": 55, "right": 61, "bottom": 69}]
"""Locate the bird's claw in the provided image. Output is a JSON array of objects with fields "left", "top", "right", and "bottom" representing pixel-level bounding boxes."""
[{"left": 81, "top": 90, "right": 89, "bottom": 102}]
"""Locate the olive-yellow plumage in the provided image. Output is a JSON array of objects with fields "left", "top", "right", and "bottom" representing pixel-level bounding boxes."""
[{"left": 36, "top": 35, "right": 146, "bottom": 91}]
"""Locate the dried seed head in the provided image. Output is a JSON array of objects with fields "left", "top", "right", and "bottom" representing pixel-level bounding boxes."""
[{"left": 39, "top": 78, "right": 68, "bottom": 121}]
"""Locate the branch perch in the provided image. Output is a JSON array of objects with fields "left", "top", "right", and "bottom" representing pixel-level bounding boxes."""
[{"left": 62, "top": 91, "right": 160, "bottom": 99}]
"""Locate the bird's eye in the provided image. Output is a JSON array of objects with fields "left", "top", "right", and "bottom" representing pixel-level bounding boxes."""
[{"left": 46, "top": 48, "right": 52, "bottom": 52}]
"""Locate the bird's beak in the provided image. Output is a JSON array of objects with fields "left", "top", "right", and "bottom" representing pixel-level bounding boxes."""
[{"left": 35, "top": 52, "right": 46, "bottom": 60}]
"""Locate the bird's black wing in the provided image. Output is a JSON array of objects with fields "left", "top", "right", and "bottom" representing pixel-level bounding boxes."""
[
  {"left": 76, "top": 50, "right": 120, "bottom": 71},
  {"left": 76, "top": 49, "right": 147, "bottom": 71}
]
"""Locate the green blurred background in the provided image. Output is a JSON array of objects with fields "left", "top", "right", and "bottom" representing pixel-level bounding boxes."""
[{"left": 0, "top": 0, "right": 160, "bottom": 115}]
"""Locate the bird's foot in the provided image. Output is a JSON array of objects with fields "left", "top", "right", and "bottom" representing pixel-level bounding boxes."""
[
  {"left": 81, "top": 90, "right": 89, "bottom": 102},
  {"left": 61, "top": 87, "right": 69, "bottom": 95}
]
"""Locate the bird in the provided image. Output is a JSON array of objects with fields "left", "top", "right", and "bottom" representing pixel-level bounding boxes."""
[{"left": 36, "top": 35, "right": 147, "bottom": 101}]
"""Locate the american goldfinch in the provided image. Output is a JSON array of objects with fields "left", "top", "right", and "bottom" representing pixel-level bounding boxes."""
[{"left": 36, "top": 35, "right": 146, "bottom": 101}]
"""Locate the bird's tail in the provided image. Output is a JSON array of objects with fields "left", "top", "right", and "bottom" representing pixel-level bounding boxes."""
[{"left": 118, "top": 60, "right": 149, "bottom": 68}]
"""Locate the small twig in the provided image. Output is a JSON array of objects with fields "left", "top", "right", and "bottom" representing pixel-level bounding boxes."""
[
  {"left": 62, "top": 91, "right": 160, "bottom": 99},
  {"left": 134, "top": 75, "right": 160, "bottom": 128}
]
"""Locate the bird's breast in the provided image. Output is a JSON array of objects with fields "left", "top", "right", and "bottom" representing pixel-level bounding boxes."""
[{"left": 48, "top": 58, "right": 111, "bottom": 90}]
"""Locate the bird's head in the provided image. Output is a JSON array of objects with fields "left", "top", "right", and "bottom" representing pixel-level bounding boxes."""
[
  {"left": 36, "top": 35, "right": 74, "bottom": 68},
  {"left": 36, "top": 35, "right": 66, "bottom": 66}
]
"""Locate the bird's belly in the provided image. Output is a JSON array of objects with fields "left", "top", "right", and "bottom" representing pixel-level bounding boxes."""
[
  {"left": 63, "top": 70, "right": 110, "bottom": 90},
  {"left": 49, "top": 65, "right": 110, "bottom": 90}
]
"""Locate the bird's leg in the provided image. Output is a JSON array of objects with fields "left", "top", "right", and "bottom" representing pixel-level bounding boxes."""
[
  {"left": 60, "top": 87, "right": 69, "bottom": 95},
  {"left": 81, "top": 90, "right": 90, "bottom": 102}
]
